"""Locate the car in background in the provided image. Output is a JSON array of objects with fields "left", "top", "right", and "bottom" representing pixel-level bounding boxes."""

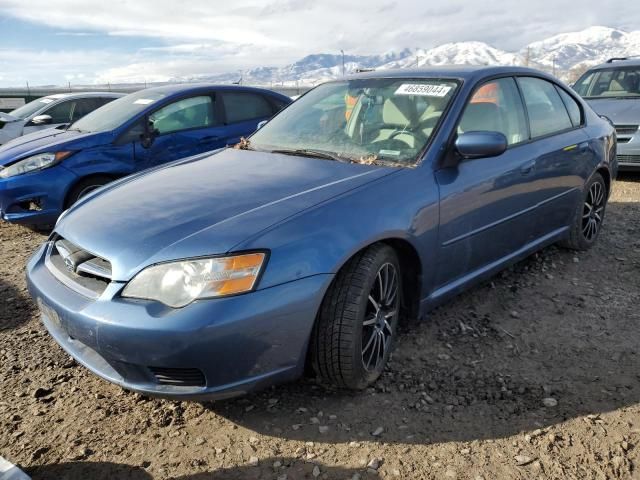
[
  {"left": 0, "top": 84, "right": 291, "bottom": 227},
  {"left": 26, "top": 67, "right": 615, "bottom": 400},
  {"left": 573, "top": 57, "right": 640, "bottom": 170},
  {"left": 0, "top": 92, "right": 123, "bottom": 145}
]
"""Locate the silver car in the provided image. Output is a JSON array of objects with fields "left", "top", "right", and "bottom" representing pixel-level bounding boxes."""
[
  {"left": 0, "top": 92, "right": 123, "bottom": 145},
  {"left": 573, "top": 57, "right": 640, "bottom": 171}
]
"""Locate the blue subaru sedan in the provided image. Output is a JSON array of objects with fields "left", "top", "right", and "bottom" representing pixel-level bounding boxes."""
[
  {"left": 26, "top": 67, "right": 616, "bottom": 399},
  {"left": 0, "top": 84, "right": 291, "bottom": 227}
]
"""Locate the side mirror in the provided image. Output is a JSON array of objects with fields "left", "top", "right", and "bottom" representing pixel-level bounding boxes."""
[
  {"left": 140, "top": 130, "right": 157, "bottom": 149},
  {"left": 256, "top": 120, "right": 268, "bottom": 130},
  {"left": 455, "top": 131, "right": 507, "bottom": 159},
  {"left": 31, "top": 114, "right": 52, "bottom": 126}
]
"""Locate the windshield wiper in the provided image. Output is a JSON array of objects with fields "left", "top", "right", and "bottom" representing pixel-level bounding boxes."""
[{"left": 270, "top": 148, "right": 348, "bottom": 162}]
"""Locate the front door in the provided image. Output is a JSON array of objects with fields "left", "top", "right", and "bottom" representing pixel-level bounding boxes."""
[
  {"left": 134, "top": 94, "right": 228, "bottom": 169},
  {"left": 433, "top": 77, "right": 541, "bottom": 294}
]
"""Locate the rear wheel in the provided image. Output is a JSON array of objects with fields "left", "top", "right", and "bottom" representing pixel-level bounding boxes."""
[
  {"left": 311, "top": 244, "right": 401, "bottom": 389},
  {"left": 560, "top": 172, "right": 607, "bottom": 250},
  {"left": 65, "top": 175, "right": 112, "bottom": 208}
]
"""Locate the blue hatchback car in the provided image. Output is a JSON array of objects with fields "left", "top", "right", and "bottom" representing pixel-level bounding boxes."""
[
  {"left": 27, "top": 67, "right": 616, "bottom": 400},
  {"left": 0, "top": 84, "right": 291, "bottom": 227}
]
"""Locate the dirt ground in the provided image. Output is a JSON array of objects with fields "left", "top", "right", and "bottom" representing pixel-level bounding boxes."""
[{"left": 1, "top": 174, "right": 639, "bottom": 480}]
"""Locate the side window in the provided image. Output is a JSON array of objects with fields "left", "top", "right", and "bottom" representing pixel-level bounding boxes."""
[
  {"left": 518, "top": 77, "right": 573, "bottom": 138},
  {"left": 43, "top": 100, "right": 74, "bottom": 124},
  {"left": 149, "top": 95, "right": 217, "bottom": 135},
  {"left": 458, "top": 77, "right": 528, "bottom": 146},
  {"left": 556, "top": 87, "right": 582, "bottom": 127},
  {"left": 573, "top": 72, "right": 594, "bottom": 96},
  {"left": 222, "top": 92, "right": 274, "bottom": 124},
  {"left": 71, "top": 98, "right": 103, "bottom": 121}
]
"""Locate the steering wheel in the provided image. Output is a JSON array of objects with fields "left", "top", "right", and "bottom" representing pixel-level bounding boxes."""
[{"left": 389, "top": 128, "right": 427, "bottom": 146}]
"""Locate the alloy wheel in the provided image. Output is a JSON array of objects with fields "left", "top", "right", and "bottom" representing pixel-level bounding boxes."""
[
  {"left": 582, "top": 181, "right": 605, "bottom": 241},
  {"left": 362, "top": 262, "right": 399, "bottom": 372}
]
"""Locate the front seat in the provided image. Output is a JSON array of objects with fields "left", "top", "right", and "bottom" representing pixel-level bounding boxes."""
[{"left": 459, "top": 102, "right": 501, "bottom": 133}]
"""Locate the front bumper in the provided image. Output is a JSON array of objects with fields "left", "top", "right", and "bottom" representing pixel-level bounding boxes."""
[
  {"left": 26, "top": 242, "right": 333, "bottom": 400},
  {"left": 0, "top": 165, "right": 76, "bottom": 226},
  {"left": 617, "top": 132, "right": 640, "bottom": 170}
]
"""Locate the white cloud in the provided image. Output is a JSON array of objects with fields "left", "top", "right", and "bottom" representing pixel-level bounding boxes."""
[
  {"left": 3, "top": 0, "right": 639, "bottom": 55},
  {"left": 1, "top": 0, "right": 640, "bottom": 86}
]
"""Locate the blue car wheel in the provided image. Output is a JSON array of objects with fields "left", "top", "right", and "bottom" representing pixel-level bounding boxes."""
[
  {"left": 561, "top": 172, "right": 608, "bottom": 251},
  {"left": 311, "top": 243, "right": 401, "bottom": 389},
  {"left": 65, "top": 175, "right": 112, "bottom": 208}
]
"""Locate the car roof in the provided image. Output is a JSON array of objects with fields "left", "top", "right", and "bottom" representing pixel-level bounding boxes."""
[
  {"left": 345, "top": 65, "right": 558, "bottom": 82},
  {"left": 587, "top": 58, "right": 640, "bottom": 70},
  {"left": 138, "top": 83, "right": 285, "bottom": 97},
  {"left": 43, "top": 92, "right": 124, "bottom": 100}
]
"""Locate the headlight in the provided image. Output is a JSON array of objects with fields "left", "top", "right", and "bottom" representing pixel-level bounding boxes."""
[
  {"left": 0, "top": 151, "right": 74, "bottom": 179},
  {"left": 121, "top": 253, "right": 266, "bottom": 308}
]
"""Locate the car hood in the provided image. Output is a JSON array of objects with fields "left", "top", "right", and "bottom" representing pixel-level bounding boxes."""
[
  {"left": 57, "top": 148, "right": 397, "bottom": 281},
  {"left": 586, "top": 98, "right": 640, "bottom": 125},
  {"left": 0, "top": 112, "right": 20, "bottom": 123},
  {"left": 0, "top": 128, "right": 108, "bottom": 166}
]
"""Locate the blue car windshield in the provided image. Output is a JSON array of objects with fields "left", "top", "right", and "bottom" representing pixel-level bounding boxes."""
[
  {"left": 9, "top": 97, "right": 56, "bottom": 119},
  {"left": 69, "top": 90, "right": 167, "bottom": 133},
  {"left": 249, "top": 78, "right": 458, "bottom": 166}
]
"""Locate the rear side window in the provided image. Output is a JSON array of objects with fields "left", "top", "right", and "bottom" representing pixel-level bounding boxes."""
[
  {"left": 222, "top": 92, "right": 274, "bottom": 124},
  {"left": 458, "top": 77, "right": 528, "bottom": 146},
  {"left": 556, "top": 87, "right": 582, "bottom": 127},
  {"left": 518, "top": 77, "right": 573, "bottom": 138},
  {"left": 43, "top": 100, "right": 74, "bottom": 123}
]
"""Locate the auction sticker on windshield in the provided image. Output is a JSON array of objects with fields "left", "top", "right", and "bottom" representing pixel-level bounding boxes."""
[{"left": 395, "top": 84, "right": 452, "bottom": 97}]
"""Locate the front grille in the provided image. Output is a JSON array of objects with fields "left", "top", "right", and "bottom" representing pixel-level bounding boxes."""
[
  {"left": 45, "top": 237, "right": 112, "bottom": 298},
  {"left": 615, "top": 124, "right": 639, "bottom": 136},
  {"left": 617, "top": 154, "right": 640, "bottom": 164},
  {"left": 149, "top": 367, "right": 206, "bottom": 387}
]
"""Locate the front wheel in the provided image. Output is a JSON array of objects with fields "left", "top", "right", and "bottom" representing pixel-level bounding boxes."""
[
  {"left": 560, "top": 172, "right": 608, "bottom": 251},
  {"left": 65, "top": 176, "right": 112, "bottom": 208},
  {"left": 310, "top": 244, "right": 401, "bottom": 389}
]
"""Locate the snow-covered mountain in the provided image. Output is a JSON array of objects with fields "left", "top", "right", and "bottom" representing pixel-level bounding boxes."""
[{"left": 184, "top": 26, "right": 639, "bottom": 86}]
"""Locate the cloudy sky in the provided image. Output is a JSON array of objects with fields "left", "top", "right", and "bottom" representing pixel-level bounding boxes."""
[{"left": 0, "top": 0, "right": 638, "bottom": 87}]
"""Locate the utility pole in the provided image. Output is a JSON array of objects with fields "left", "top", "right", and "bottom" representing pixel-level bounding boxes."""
[
  {"left": 340, "top": 49, "right": 345, "bottom": 77},
  {"left": 26, "top": 81, "right": 31, "bottom": 98},
  {"left": 552, "top": 55, "right": 556, "bottom": 77}
]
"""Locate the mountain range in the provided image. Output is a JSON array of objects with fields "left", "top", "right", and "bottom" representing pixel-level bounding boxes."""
[{"left": 185, "top": 26, "right": 640, "bottom": 86}]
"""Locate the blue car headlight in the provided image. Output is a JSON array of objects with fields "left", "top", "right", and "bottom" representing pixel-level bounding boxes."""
[
  {"left": 0, "top": 151, "right": 74, "bottom": 179},
  {"left": 121, "top": 253, "right": 266, "bottom": 308}
]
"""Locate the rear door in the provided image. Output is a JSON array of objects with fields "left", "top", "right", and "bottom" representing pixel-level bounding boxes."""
[
  {"left": 219, "top": 91, "right": 279, "bottom": 146},
  {"left": 434, "top": 77, "right": 541, "bottom": 291},
  {"left": 133, "top": 93, "right": 228, "bottom": 169},
  {"left": 515, "top": 76, "right": 595, "bottom": 237}
]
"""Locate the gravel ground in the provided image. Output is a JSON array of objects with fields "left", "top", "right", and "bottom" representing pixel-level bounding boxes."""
[{"left": 1, "top": 174, "right": 639, "bottom": 480}]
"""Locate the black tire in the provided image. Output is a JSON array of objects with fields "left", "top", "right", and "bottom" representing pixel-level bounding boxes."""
[
  {"left": 311, "top": 243, "right": 401, "bottom": 389},
  {"left": 65, "top": 175, "right": 112, "bottom": 208},
  {"left": 560, "top": 172, "right": 607, "bottom": 251}
]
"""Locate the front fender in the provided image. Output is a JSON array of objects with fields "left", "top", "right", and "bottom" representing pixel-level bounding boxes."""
[{"left": 236, "top": 167, "right": 439, "bottom": 299}]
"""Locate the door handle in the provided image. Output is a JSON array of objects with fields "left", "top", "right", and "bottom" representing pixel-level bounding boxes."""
[
  {"left": 199, "top": 135, "right": 220, "bottom": 143},
  {"left": 520, "top": 160, "right": 536, "bottom": 175}
]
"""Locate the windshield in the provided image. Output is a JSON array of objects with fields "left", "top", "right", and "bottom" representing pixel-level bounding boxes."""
[
  {"left": 9, "top": 97, "right": 57, "bottom": 119},
  {"left": 574, "top": 66, "right": 640, "bottom": 99},
  {"left": 70, "top": 90, "right": 167, "bottom": 133},
  {"left": 248, "top": 78, "right": 459, "bottom": 166}
]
